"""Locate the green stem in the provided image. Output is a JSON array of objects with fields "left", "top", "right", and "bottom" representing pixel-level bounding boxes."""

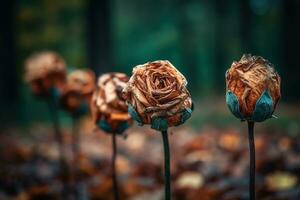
[
  {"left": 112, "top": 133, "right": 120, "bottom": 200},
  {"left": 72, "top": 116, "right": 80, "bottom": 160},
  {"left": 47, "top": 98, "right": 65, "bottom": 171},
  {"left": 72, "top": 116, "right": 80, "bottom": 197},
  {"left": 247, "top": 121, "right": 255, "bottom": 200},
  {"left": 161, "top": 130, "right": 171, "bottom": 200},
  {"left": 47, "top": 97, "right": 69, "bottom": 197}
]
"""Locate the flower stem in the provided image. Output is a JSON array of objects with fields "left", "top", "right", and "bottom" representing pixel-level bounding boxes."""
[
  {"left": 72, "top": 116, "right": 80, "bottom": 197},
  {"left": 47, "top": 98, "right": 65, "bottom": 171},
  {"left": 161, "top": 130, "right": 171, "bottom": 200},
  {"left": 72, "top": 116, "right": 80, "bottom": 163},
  {"left": 247, "top": 121, "right": 255, "bottom": 200},
  {"left": 47, "top": 97, "right": 69, "bottom": 197},
  {"left": 112, "top": 133, "right": 120, "bottom": 200}
]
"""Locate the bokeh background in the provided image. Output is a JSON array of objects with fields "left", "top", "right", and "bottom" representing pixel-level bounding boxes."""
[
  {"left": 1, "top": 0, "right": 300, "bottom": 200},
  {"left": 1, "top": 0, "right": 300, "bottom": 126}
]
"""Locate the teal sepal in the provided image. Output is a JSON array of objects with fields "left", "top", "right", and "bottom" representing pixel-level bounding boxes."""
[
  {"left": 226, "top": 90, "right": 245, "bottom": 120},
  {"left": 151, "top": 117, "right": 168, "bottom": 131},
  {"left": 191, "top": 102, "right": 195, "bottom": 111},
  {"left": 176, "top": 107, "right": 193, "bottom": 126},
  {"left": 115, "top": 121, "right": 130, "bottom": 134},
  {"left": 226, "top": 91, "right": 244, "bottom": 120},
  {"left": 97, "top": 119, "right": 129, "bottom": 134},
  {"left": 49, "top": 87, "right": 60, "bottom": 100},
  {"left": 97, "top": 120, "right": 113, "bottom": 133},
  {"left": 252, "top": 90, "right": 273, "bottom": 122},
  {"left": 128, "top": 104, "right": 143, "bottom": 126},
  {"left": 48, "top": 87, "right": 61, "bottom": 106},
  {"left": 74, "top": 102, "right": 89, "bottom": 117}
]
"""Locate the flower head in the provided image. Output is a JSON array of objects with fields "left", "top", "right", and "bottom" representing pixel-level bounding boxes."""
[
  {"left": 91, "top": 73, "right": 132, "bottom": 134},
  {"left": 123, "top": 60, "right": 193, "bottom": 131},
  {"left": 225, "top": 54, "right": 281, "bottom": 122},
  {"left": 24, "top": 51, "right": 66, "bottom": 97},
  {"left": 61, "top": 69, "right": 96, "bottom": 115}
]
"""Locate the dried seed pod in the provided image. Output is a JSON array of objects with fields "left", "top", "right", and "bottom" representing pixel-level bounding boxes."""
[
  {"left": 123, "top": 60, "right": 193, "bottom": 131},
  {"left": 90, "top": 73, "right": 132, "bottom": 134},
  {"left": 61, "top": 69, "right": 96, "bottom": 115},
  {"left": 24, "top": 51, "right": 66, "bottom": 97},
  {"left": 225, "top": 54, "right": 281, "bottom": 122}
]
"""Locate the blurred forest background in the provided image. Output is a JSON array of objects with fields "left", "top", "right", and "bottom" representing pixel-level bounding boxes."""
[
  {"left": 1, "top": 1, "right": 300, "bottom": 199},
  {"left": 0, "top": 0, "right": 300, "bottom": 128}
]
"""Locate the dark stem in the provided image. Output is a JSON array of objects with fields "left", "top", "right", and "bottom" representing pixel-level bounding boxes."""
[
  {"left": 72, "top": 116, "right": 80, "bottom": 197},
  {"left": 47, "top": 98, "right": 65, "bottom": 171},
  {"left": 112, "top": 133, "right": 120, "bottom": 200},
  {"left": 161, "top": 130, "right": 171, "bottom": 200},
  {"left": 248, "top": 121, "right": 255, "bottom": 200},
  {"left": 72, "top": 116, "right": 80, "bottom": 161},
  {"left": 47, "top": 97, "right": 69, "bottom": 197}
]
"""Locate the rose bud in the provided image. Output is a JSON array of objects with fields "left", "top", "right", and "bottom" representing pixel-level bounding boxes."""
[
  {"left": 123, "top": 60, "right": 193, "bottom": 131},
  {"left": 90, "top": 73, "right": 132, "bottom": 134},
  {"left": 225, "top": 54, "right": 281, "bottom": 122},
  {"left": 61, "top": 69, "right": 96, "bottom": 116},
  {"left": 24, "top": 51, "right": 66, "bottom": 97}
]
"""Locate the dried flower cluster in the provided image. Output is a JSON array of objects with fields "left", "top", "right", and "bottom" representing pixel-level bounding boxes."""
[
  {"left": 61, "top": 70, "right": 96, "bottom": 115},
  {"left": 226, "top": 54, "right": 281, "bottom": 122},
  {"left": 24, "top": 51, "right": 66, "bottom": 97},
  {"left": 123, "top": 60, "right": 193, "bottom": 131},
  {"left": 91, "top": 73, "right": 132, "bottom": 134}
]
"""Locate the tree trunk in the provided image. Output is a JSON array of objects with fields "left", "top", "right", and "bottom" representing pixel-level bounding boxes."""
[
  {"left": 0, "top": 0, "right": 18, "bottom": 126},
  {"left": 87, "top": 0, "right": 112, "bottom": 75},
  {"left": 282, "top": 0, "right": 300, "bottom": 101}
]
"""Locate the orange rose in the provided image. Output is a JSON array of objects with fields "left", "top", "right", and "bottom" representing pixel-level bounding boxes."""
[
  {"left": 123, "top": 60, "right": 193, "bottom": 131},
  {"left": 24, "top": 51, "right": 66, "bottom": 97},
  {"left": 226, "top": 54, "right": 281, "bottom": 122},
  {"left": 90, "top": 73, "right": 132, "bottom": 134},
  {"left": 61, "top": 69, "right": 96, "bottom": 115}
]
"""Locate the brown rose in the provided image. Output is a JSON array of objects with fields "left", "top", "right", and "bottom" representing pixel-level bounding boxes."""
[
  {"left": 225, "top": 54, "right": 281, "bottom": 122},
  {"left": 61, "top": 69, "right": 96, "bottom": 115},
  {"left": 123, "top": 60, "right": 193, "bottom": 131},
  {"left": 24, "top": 51, "right": 66, "bottom": 97},
  {"left": 90, "top": 73, "right": 132, "bottom": 134}
]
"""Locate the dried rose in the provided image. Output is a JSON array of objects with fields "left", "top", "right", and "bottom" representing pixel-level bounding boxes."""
[
  {"left": 90, "top": 73, "right": 132, "bottom": 134},
  {"left": 24, "top": 51, "right": 66, "bottom": 97},
  {"left": 225, "top": 54, "right": 281, "bottom": 122},
  {"left": 123, "top": 60, "right": 193, "bottom": 131},
  {"left": 61, "top": 69, "right": 96, "bottom": 115}
]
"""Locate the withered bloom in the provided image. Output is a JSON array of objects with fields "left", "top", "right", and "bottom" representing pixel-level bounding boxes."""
[
  {"left": 24, "top": 51, "right": 66, "bottom": 97},
  {"left": 123, "top": 60, "right": 193, "bottom": 131},
  {"left": 61, "top": 69, "right": 96, "bottom": 115},
  {"left": 90, "top": 73, "right": 132, "bottom": 134},
  {"left": 225, "top": 54, "right": 281, "bottom": 122}
]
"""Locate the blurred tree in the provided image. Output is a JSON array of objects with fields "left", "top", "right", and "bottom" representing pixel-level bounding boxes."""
[
  {"left": 0, "top": 0, "right": 18, "bottom": 125},
  {"left": 17, "top": 0, "right": 87, "bottom": 124},
  {"left": 282, "top": 0, "right": 300, "bottom": 101},
  {"left": 177, "top": 0, "right": 199, "bottom": 91},
  {"left": 87, "top": 0, "right": 112, "bottom": 75},
  {"left": 239, "top": 0, "right": 253, "bottom": 53},
  {"left": 213, "top": 0, "right": 227, "bottom": 90}
]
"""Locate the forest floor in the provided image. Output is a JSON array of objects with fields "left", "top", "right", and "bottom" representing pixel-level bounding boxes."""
[
  {"left": 1, "top": 120, "right": 300, "bottom": 200},
  {"left": 1, "top": 100, "right": 300, "bottom": 200}
]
